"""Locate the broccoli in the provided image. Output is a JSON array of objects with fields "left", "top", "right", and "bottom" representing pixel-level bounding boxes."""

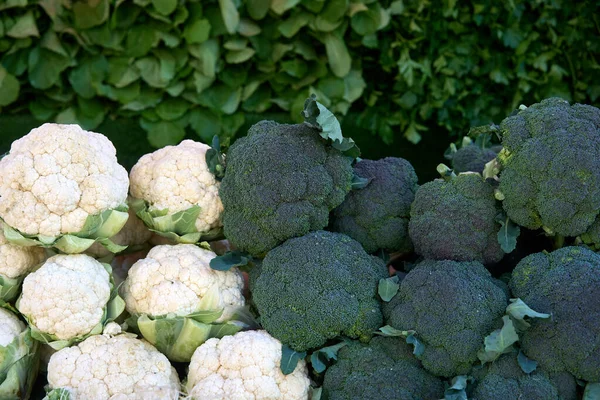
[
  {"left": 330, "top": 157, "right": 418, "bottom": 254},
  {"left": 321, "top": 336, "right": 444, "bottom": 400},
  {"left": 470, "top": 352, "right": 577, "bottom": 400},
  {"left": 498, "top": 97, "right": 600, "bottom": 237},
  {"left": 408, "top": 169, "right": 505, "bottom": 264},
  {"left": 383, "top": 259, "right": 508, "bottom": 377},
  {"left": 445, "top": 136, "right": 501, "bottom": 174},
  {"left": 251, "top": 230, "right": 387, "bottom": 352},
  {"left": 509, "top": 246, "right": 600, "bottom": 382},
  {"left": 219, "top": 120, "right": 353, "bottom": 257}
]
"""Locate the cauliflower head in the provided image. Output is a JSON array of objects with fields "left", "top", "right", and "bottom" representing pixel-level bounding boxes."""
[
  {"left": 0, "top": 123, "right": 129, "bottom": 237},
  {"left": 331, "top": 157, "right": 418, "bottom": 254},
  {"left": 186, "top": 330, "right": 310, "bottom": 400},
  {"left": 509, "top": 246, "right": 600, "bottom": 382},
  {"left": 0, "top": 226, "right": 46, "bottom": 280},
  {"left": 0, "top": 308, "right": 26, "bottom": 347},
  {"left": 384, "top": 259, "right": 508, "bottom": 377},
  {"left": 46, "top": 332, "right": 180, "bottom": 400},
  {"left": 219, "top": 121, "right": 354, "bottom": 257},
  {"left": 18, "top": 254, "right": 116, "bottom": 341},
  {"left": 498, "top": 97, "right": 600, "bottom": 236},
  {"left": 130, "top": 140, "right": 223, "bottom": 235},
  {"left": 121, "top": 244, "right": 244, "bottom": 318}
]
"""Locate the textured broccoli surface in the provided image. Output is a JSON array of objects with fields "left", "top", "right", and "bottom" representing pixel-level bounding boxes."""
[
  {"left": 450, "top": 144, "right": 499, "bottom": 174},
  {"left": 509, "top": 246, "right": 600, "bottom": 382},
  {"left": 251, "top": 231, "right": 387, "bottom": 352},
  {"left": 470, "top": 352, "right": 577, "bottom": 400},
  {"left": 331, "top": 157, "right": 418, "bottom": 254},
  {"left": 408, "top": 172, "right": 504, "bottom": 264},
  {"left": 321, "top": 336, "right": 444, "bottom": 400},
  {"left": 498, "top": 97, "right": 600, "bottom": 236},
  {"left": 384, "top": 259, "right": 508, "bottom": 377},
  {"left": 219, "top": 120, "right": 353, "bottom": 256}
]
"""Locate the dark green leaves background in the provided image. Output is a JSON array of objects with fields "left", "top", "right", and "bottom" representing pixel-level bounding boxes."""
[{"left": 0, "top": 0, "right": 598, "bottom": 148}]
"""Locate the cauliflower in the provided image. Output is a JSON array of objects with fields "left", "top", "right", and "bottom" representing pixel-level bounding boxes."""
[
  {"left": 121, "top": 244, "right": 247, "bottom": 362},
  {"left": 130, "top": 140, "right": 223, "bottom": 243},
  {"left": 17, "top": 254, "right": 124, "bottom": 347},
  {"left": 0, "top": 123, "right": 129, "bottom": 253},
  {"left": 0, "top": 224, "right": 46, "bottom": 302},
  {"left": 0, "top": 308, "right": 26, "bottom": 346},
  {"left": 186, "top": 330, "right": 310, "bottom": 400},
  {"left": 46, "top": 330, "right": 180, "bottom": 400}
]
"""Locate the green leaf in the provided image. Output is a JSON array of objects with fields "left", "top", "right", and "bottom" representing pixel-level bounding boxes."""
[
  {"left": 477, "top": 315, "right": 519, "bottom": 363},
  {"left": 278, "top": 12, "right": 311, "bottom": 38},
  {"left": 219, "top": 0, "right": 240, "bottom": 34},
  {"left": 378, "top": 276, "right": 399, "bottom": 302},
  {"left": 68, "top": 55, "right": 109, "bottom": 99},
  {"left": 517, "top": 350, "right": 537, "bottom": 374},
  {"left": 583, "top": 383, "right": 600, "bottom": 400},
  {"left": 271, "top": 0, "right": 301, "bottom": 15},
  {"left": 496, "top": 214, "right": 520, "bottom": 253},
  {"left": 152, "top": 0, "right": 177, "bottom": 15},
  {"left": 135, "top": 55, "right": 175, "bottom": 88},
  {"left": 280, "top": 345, "right": 306, "bottom": 375},
  {"left": 28, "top": 47, "right": 71, "bottom": 90},
  {"left": 73, "top": 0, "right": 109, "bottom": 29},
  {"left": 506, "top": 298, "right": 551, "bottom": 330},
  {"left": 406, "top": 333, "right": 425, "bottom": 358},
  {"left": 0, "top": 274, "right": 25, "bottom": 303},
  {"left": 375, "top": 325, "right": 415, "bottom": 337},
  {"left": 351, "top": 4, "right": 382, "bottom": 36},
  {"left": 318, "top": 0, "right": 348, "bottom": 22},
  {"left": 0, "top": 66, "right": 20, "bottom": 107},
  {"left": 156, "top": 98, "right": 190, "bottom": 121},
  {"left": 246, "top": 0, "right": 271, "bottom": 20},
  {"left": 352, "top": 174, "right": 372, "bottom": 190},
  {"left": 226, "top": 48, "right": 256, "bottom": 64},
  {"left": 310, "top": 340, "right": 348, "bottom": 373},
  {"left": 146, "top": 120, "right": 186, "bottom": 148},
  {"left": 0, "top": 0, "right": 27, "bottom": 10},
  {"left": 6, "top": 11, "right": 39, "bottom": 38},
  {"left": 54, "top": 235, "right": 97, "bottom": 254},
  {"left": 45, "top": 389, "right": 73, "bottom": 400},
  {"left": 184, "top": 19, "right": 211, "bottom": 44},
  {"left": 210, "top": 251, "right": 251, "bottom": 272},
  {"left": 205, "top": 135, "right": 226, "bottom": 179},
  {"left": 237, "top": 19, "right": 261, "bottom": 37},
  {"left": 323, "top": 33, "right": 351, "bottom": 78},
  {"left": 189, "top": 108, "right": 221, "bottom": 142},
  {"left": 444, "top": 376, "right": 470, "bottom": 400},
  {"left": 125, "top": 26, "right": 156, "bottom": 58}
]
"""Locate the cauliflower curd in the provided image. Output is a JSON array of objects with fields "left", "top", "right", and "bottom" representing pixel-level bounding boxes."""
[
  {"left": 0, "top": 123, "right": 129, "bottom": 237},
  {"left": 0, "top": 225, "right": 46, "bottom": 279}
]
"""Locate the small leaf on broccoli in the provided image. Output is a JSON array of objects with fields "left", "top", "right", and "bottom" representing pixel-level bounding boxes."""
[
  {"left": 444, "top": 375, "right": 470, "bottom": 400},
  {"left": 209, "top": 251, "right": 251, "bottom": 271},
  {"left": 517, "top": 350, "right": 538, "bottom": 374},
  {"left": 310, "top": 340, "right": 348, "bottom": 373},
  {"left": 506, "top": 298, "right": 551, "bottom": 330},
  {"left": 477, "top": 315, "right": 519, "bottom": 363},
  {"left": 280, "top": 345, "right": 307, "bottom": 375},
  {"left": 496, "top": 213, "right": 520, "bottom": 253},
  {"left": 206, "top": 135, "right": 226, "bottom": 180},
  {"left": 583, "top": 382, "right": 600, "bottom": 400},
  {"left": 351, "top": 173, "right": 372, "bottom": 190},
  {"left": 377, "top": 276, "right": 399, "bottom": 302}
]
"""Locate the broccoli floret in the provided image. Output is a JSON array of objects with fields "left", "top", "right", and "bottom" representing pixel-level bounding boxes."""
[
  {"left": 384, "top": 259, "right": 508, "bottom": 377},
  {"left": 470, "top": 352, "right": 577, "bottom": 400},
  {"left": 509, "top": 246, "right": 600, "bottom": 382},
  {"left": 408, "top": 171, "right": 505, "bottom": 264},
  {"left": 451, "top": 144, "right": 499, "bottom": 173},
  {"left": 219, "top": 121, "right": 353, "bottom": 256},
  {"left": 331, "top": 157, "right": 418, "bottom": 254},
  {"left": 498, "top": 97, "right": 600, "bottom": 236},
  {"left": 251, "top": 231, "right": 387, "bottom": 352},
  {"left": 321, "top": 336, "right": 444, "bottom": 400}
]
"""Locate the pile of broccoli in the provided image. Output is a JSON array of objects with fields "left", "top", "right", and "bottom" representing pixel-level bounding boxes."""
[{"left": 213, "top": 96, "right": 600, "bottom": 399}]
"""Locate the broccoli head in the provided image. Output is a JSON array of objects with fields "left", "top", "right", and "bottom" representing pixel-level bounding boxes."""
[
  {"left": 321, "top": 336, "right": 444, "bottom": 400},
  {"left": 384, "top": 259, "right": 508, "bottom": 377},
  {"left": 409, "top": 171, "right": 505, "bottom": 264},
  {"left": 498, "top": 97, "right": 600, "bottom": 236},
  {"left": 331, "top": 157, "right": 418, "bottom": 254},
  {"left": 446, "top": 135, "right": 501, "bottom": 174},
  {"left": 509, "top": 246, "right": 600, "bottom": 382},
  {"left": 251, "top": 230, "right": 387, "bottom": 352},
  {"left": 219, "top": 120, "right": 353, "bottom": 256},
  {"left": 470, "top": 352, "right": 577, "bottom": 400}
]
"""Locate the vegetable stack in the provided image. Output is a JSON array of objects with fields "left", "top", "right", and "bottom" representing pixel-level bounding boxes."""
[{"left": 0, "top": 96, "right": 599, "bottom": 400}]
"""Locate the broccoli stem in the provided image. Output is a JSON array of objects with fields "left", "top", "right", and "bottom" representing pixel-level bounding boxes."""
[{"left": 553, "top": 235, "right": 565, "bottom": 249}]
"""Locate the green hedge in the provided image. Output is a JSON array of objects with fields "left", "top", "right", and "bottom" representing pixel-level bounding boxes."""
[{"left": 0, "top": 0, "right": 598, "bottom": 147}]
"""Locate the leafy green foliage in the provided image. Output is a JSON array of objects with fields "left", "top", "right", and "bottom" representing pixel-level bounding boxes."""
[
  {"left": 280, "top": 345, "right": 306, "bottom": 375},
  {"left": 378, "top": 276, "right": 399, "bottom": 302}
]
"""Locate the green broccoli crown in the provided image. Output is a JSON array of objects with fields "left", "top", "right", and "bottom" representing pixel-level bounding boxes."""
[
  {"left": 451, "top": 144, "right": 499, "bottom": 174},
  {"left": 219, "top": 120, "right": 353, "bottom": 256},
  {"left": 509, "top": 246, "right": 600, "bottom": 382},
  {"left": 321, "top": 336, "right": 444, "bottom": 400},
  {"left": 385, "top": 259, "right": 508, "bottom": 377},
  {"left": 331, "top": 157, "right": 418, "bottom": 254},
  {"left": 251, "top": 230, "right": 387, "bottom": 352},
  {"left": 408, "top": 172, "right": 505, "bottom": 264},
  {"left": 470, "top": 352, "right": 571, "bottom": 400},
  {"left": 498, "top": 97, "right": 600, "bottom": 236}
]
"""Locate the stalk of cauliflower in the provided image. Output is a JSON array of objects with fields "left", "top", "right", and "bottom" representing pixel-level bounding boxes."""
[
  {"left": 121, "top": 244, "right": 251, "bottom": 362},
  {"left": 129, "top": 140, "right": 224, "bottom": 244},
  {"left": 0, "top": 123, "right": 130, "bottom": 254},
  {"left": 0, "top": 224, "right": 47, "bottom": 302},
  {"left": 16, "top": 254, "right": 125, "bottom": 350},
  {"left": 44, "top": 324, "right": 180, "bottom": 400},
  {"left": 0, "top": 306, "right": 40, "bottom": 400},
  {"left": 186, "top": 330, "right": 310, "bottom": 400}
]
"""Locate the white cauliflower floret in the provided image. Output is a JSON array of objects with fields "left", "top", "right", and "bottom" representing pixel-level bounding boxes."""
[
  {"left": 47, "top": 333, "right": 180, "bottom": 400},
  {"left": 18, "top": 254, "right": 111, "bottom": 340},
  {"left": 0, "top": 308, "right": 26, "bottom": 347},
  {"left": 0, "top": 224, "right": 46, "bottom": 278},
  {"left": 187, "top": 330, "right": 310, "bottom": 400},
  {"left": 121, "top": 244, "right": 244, "bottom": 319},
  {"left": 129, "top": 140, "right": 223, "bottom": 233},
  {"left": 0, "top": 123, "right": 129, "bottom": 237}
]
